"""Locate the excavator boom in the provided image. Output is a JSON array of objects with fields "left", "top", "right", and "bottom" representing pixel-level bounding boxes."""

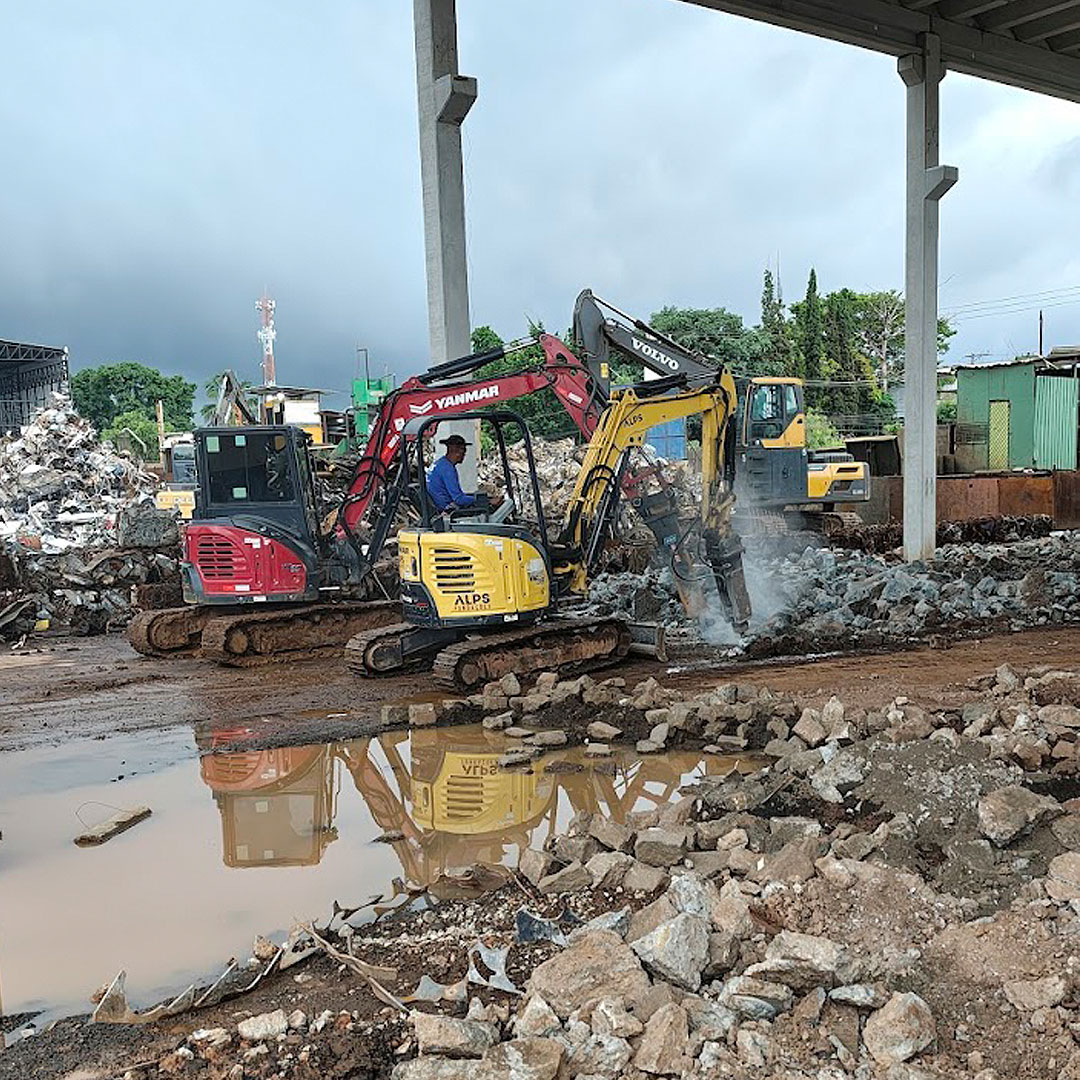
[{"left": 554, "top": 376, "right": 750, "bottom": 629}]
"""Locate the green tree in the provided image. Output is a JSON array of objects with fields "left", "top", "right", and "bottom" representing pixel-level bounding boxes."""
[
  {"left": 759, "top": 269, "right": 799, "bottom": 377},
  {"left": 471, "top": 324, "right": 584, "bottom": 441},
  {"left": 791, "top": 269, "right": 825, "bottom": 389},
  {"left": 648, "top": 305, "right": 773, "bottom": 376},
  {"left": 200, "top": 371, "right": 256, "bottom": 423},
  {"left": 849, "top": 289, "right": 955, "bottom": 386},
  {"left": 71, "top": 362, "right": 195, "bottom": 431},
  {"left": 101, "top": 409, "right": 160, "bottom": 461},
  {"left": 805, "top": 408, "right": 842, "bottom": 449}
]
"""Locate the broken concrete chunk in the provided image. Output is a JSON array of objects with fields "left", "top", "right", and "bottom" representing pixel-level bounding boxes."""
[
  {"left": 514, "top": 996, "right": 561, "bottom": 1038},
  {"left": 524, "top": 930, "right": 650, "bottom": 1019},
  {"left": 627, "top": 895, "right": 677, "bottom": 943},
  {"left": 630, "top": 913, "right": 710, "bottom": 992},
  {"left": 587, "top": 721, "right": 622, "bottom": 741},
  {"left": 1003, "top": 974, "right": 1067, "bottom": 1012},
  {"left": 1048, "top": 851, "right": 1080, "bottom": 900},
  {"left": 718, "top": 976, "right": 794, "bottom": 1020},
  {"left": 408, "top": 703, "right": 438, "bottom": 727},
  {"left": 537, "top": 860, "right": 591, "bottom": 895},
  {"left": 633, "top": 1002, "right": 690, "bottom": 1076},
  {"left": 635, "top": 827, "right": 690, "bottom": 867},
  {"left": 588, "top": 816, "right": 632, "bottom": 852},
  {"left": 745, "top": 930, "right": 851, "bottom": 991},
  {"left": 793, "top": 708, "right": 826, "bottom": 748},
  {"left": 519, "top": 848, "right": 555, "bottom": 887},
  {"left": 622, "top": 860, "right": 670, "bottom": 894},
  {"left": 586, "top": 850, "right": 635, "bottom": 890},
  {"left": 237, "top": 1009, "right": 288, "bottom": 1042},
  {"left": 977, "top": 785, "right": 1061, "bottom": 846},
  {"left": 591, "top": 997, "right": 643, "bottom": 1039},
  {"left": 410, "top": 1011, "right": 499, "bottom": 1058},
  {"left": 500, "top": 673, "right": 522, "bottom": 698},
  {"left": 862, "top": 992, "right": 935, "bottom": 1066}
]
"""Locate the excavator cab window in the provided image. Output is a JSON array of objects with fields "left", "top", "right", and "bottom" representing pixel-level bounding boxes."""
[
  {"left": 203, "top": 431, "right": 297, "bottom": 504},
  {"left": 748, "top": 384, "right": 785, "bottom": 441}
]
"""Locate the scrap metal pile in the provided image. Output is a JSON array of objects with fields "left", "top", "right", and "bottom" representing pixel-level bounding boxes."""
[{"left": 0, "top": 394, "right": 181, "bottom": 640}]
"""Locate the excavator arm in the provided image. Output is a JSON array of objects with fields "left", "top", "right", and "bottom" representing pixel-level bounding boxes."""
[
  {"left": 573, "top": 289, "right": 716, "bottom": 384},
  {"left": 554, "top": 376, "right": 751, "bottom": 631},
  {"left": 340, "top": 333, "right": 605, "bottom": 531}
]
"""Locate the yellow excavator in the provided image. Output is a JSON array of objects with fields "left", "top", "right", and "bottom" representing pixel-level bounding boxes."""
[{"left": 345, "top": 370, "right": 751, "bottom": 690}]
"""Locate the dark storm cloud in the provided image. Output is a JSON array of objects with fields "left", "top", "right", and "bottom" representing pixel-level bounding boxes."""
[{"left": 2, "top": 0, "right": 1079, "bottom": 411}]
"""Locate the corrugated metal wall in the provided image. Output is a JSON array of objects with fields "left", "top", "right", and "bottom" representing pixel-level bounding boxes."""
[{"left": 1034, "top": 375, "right": 1079, "bottom": 470}]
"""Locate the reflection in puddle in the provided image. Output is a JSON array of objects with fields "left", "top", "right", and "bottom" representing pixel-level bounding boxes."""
[
  {"left": 0, "top": 725, "right": 752, "bottom": 1024},
  {"left": 199, "top": 726, "right": 749, "bottom": 891}
]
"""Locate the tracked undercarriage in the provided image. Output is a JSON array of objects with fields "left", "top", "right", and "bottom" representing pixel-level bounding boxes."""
[
  {"left": 129, "top": 600, "right": 400, "bottom": 666},
  {"left": 345, "top": 617, "right": 632, "bottom": 692}
]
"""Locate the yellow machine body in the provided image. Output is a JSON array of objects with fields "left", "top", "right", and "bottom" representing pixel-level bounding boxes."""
[
  {"left": 739, "top": 376, "right": 870, "bottom": 507},
  {"left": 154, "top": 487, "right": 196, "bottom": 519},
  {"left": 410, "top": 742, "right": 554, "bottom": 835},
  {"left": 399, "top": 528, "right": 550, "bottom": 627}
]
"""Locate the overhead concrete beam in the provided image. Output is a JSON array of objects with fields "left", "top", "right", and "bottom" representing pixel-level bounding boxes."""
[{"left": 680, "top": 0, "right": 1080, "bottom": 101}]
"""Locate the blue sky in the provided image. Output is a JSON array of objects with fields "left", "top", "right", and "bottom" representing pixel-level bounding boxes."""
[{"left": 3, "top": 0, "right": 1079, "bottom": 407}]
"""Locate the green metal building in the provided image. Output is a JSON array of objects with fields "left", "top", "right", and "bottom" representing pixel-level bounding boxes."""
[{"left": 955, "top": 352, "right": 1080, "bottom": 473}]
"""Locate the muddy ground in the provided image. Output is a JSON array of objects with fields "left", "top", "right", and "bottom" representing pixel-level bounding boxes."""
[
  {"left": 7, "top": 625, "right": 1080, "bottom": 754},
  {"left": 11, "top": 626, "right": 1080, "bottom": 1078}
]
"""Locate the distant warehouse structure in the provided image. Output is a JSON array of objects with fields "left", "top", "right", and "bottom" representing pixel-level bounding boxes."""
[
  {"left": 0, "top": 338, "right": 69, "bottom": 434},
  {"left": 955, "top": 350, "right": 1080, "bottom": 474}
]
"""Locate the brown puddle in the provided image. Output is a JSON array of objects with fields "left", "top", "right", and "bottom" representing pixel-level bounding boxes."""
[{"left": 0, "top": 724, "right": 754, "bottom": 1025}]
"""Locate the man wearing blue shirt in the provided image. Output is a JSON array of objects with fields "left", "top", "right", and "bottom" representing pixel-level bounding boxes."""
[{"left": 427, "top": 434, "right": 486, "bottom": 513}]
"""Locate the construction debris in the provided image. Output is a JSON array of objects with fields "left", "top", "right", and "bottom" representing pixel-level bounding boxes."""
[
  {"left": 37, "top": 658, "right": 1080, "bottom": 1079},
  {"left": 73, "top": 805, "right": 152, "bottom": 847},
  {"left": 0, "top": 394, "right": 181, "bottom": 637}
]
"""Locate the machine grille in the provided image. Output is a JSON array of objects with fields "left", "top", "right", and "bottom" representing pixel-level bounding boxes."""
[
  {"left": 196, "top": 533, "right": 247, "bottom": 579},
  {"left": 440, "top": 773, "right": 493, "bottom": 822},
  {"left": 432, "top": 548, "right": 477, "bottom": 593}
]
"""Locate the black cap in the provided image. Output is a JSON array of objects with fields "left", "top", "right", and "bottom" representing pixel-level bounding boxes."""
[{"left": 440, "top": 434, "right": 470, "bottom": 448}]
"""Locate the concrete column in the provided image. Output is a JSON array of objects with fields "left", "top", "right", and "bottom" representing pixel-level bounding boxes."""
[
  {"left": 414, "top": 0, "right": 480, "bottom": 484},
  {"left": 899, "top": 35, "right": 957, "bottom": 563}
]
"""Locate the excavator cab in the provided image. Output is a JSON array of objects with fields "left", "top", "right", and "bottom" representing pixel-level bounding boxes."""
[
  {"left": 182, "top": 426, "right": 325, "bottom": 604},
  {"left": 736, "top": 377, "right": 870, "bottom": 509},
  {"left": 397, "top": 410, "right": 553, "bottom": 633}
]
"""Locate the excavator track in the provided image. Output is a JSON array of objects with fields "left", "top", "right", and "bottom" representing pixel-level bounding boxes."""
[
  {"left": 344, "top": 622, "right": 440, "bottom": 679},
  {"left": 127, "top": 607, "right": 217, "bottom": 658},
  {"left": 432, "top": 617, "right": 632, "bottom": 692},
  {"left": 200, "top": 601, "right": 401, "bottom": 666}
]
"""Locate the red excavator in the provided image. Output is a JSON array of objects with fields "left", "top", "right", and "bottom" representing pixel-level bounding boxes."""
[{"left": 127, "top": 292, "right": 715, "bottom": 666}]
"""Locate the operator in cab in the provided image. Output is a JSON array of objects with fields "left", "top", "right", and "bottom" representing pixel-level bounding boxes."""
[{"left": 427, "top": 433, "right": 505, "bottom": 517}]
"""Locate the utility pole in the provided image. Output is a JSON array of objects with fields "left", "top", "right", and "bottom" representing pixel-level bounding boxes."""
[
  {"left": 255, "top": 294, "right": 277, "bottom": 387},
  {"left": 1039, "top": 309, "right": 1044, "bottom": 357}
]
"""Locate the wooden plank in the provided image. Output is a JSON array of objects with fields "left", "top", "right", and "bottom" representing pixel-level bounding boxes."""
[{"left": 74, "top": 806, "right": 152, "bottom": 847}]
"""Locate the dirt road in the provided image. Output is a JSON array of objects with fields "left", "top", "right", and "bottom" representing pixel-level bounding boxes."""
[{"left": 4, "top": 624, "right": 1080, "bottom": 752}]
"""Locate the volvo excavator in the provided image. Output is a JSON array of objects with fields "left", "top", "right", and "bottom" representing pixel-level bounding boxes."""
[
  {"left": 346, "top": 371, "right": 751, "bottom": 691},
  {"left": 572, "top": 290, "right": 870, "bottom": 519}
]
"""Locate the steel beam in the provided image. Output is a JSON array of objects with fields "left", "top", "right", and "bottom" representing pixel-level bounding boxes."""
[
  {"left": 900, "top": 35, "right": 957, "bottom": 563},
  {"left": 414, "top": 0, "right": 480, "bottom": 483}
]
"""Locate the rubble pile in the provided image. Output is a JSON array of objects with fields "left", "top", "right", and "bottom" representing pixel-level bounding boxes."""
[
  {"left": 831, "top": 513, "right": 1054, "bottom": 554},
  {"left": 586, "top": 531, "right": 1080, "bottom": 659},
  {"left": 0, "top": 394, "right": 181, "bottom": 637},
  {"left": 56, "top": 663, "right": 1080, "bottom": 1080},
  {"left": 480, "top": 436, "right": 698, "bottom": 541},
  {"left": 749, "top": 531, "right": 1080, "bottom": 657}
]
